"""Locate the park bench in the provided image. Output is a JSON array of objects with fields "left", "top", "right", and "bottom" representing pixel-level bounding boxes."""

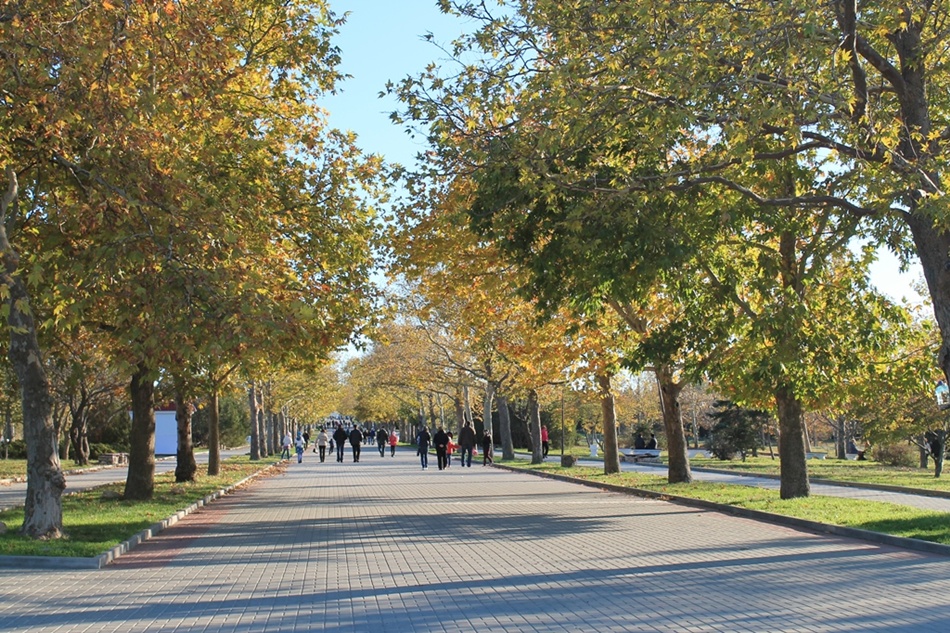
[
  {"left": 619, "top": 448, "right": 661, "bottom": 463},
  {"left": 805, "top": 451, "right": 827, "bottom": 460},
  {"left": 98, "top": 452, "right": 129, "bottom": 466}
]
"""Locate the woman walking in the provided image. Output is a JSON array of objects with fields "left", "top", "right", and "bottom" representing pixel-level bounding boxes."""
[
  {"left": 482, "top": 430, "right": 494, "bottom": 466},
  {"left": 316, "top": 427, "right": 329, "bottom": 462}
]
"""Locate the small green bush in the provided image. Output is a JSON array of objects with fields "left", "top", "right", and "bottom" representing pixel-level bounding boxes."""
[
  {"left": 87, "top": 443, "right": 114, "bottom": 461},
  {"left": 872, "top": 443, "right": 917, "bottom": 468},
  {"left": 4, "top": 439, "right": 27, "bottom": 459}
]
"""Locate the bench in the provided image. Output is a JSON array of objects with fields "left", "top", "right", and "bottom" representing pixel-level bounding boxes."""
[
  {"left": 98, "top": 452, "right": 129, "bottom": 466},
  {"left": 805, "top": 451, "right": 827, "bottom": 460},
  {"left": 620, "top": 448, "right": 661, "bottom": 463},
  {"left": 687, "top": 448, "right": 711, "bottom": 458}
]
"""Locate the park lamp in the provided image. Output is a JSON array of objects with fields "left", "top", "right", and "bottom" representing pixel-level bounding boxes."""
[{"left": 936, "top": 380, "right": 950, "bottom": 410}]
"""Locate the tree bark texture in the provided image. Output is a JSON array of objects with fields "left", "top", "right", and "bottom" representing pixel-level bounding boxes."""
[
  {"left": 249, "top": 383, "right": 260, "bottom": 460},
  {"left": 174, "top": 394, "right": 197, "bottom": 483},
  {"left": 0, "top": 168, "right": 64, "bottom": 537},
  {"left": 208, "top": 389, "right": 221, "bottom": 476},
  {"left": 597, "top": 374, "right": 621, "bottom": 475},
  {"left": 124, "top": 363, "right": 156, "bottom": 500},
  {"left": 528, "top": 389, "right": 543, "bottom": 465},
  {"left": 482, "top": 381, "right": 495, "bottom": 438},
  {"left": 775, "top": 383, "right": 810, "bottom": 499},
  {"left": 654, "top": 364, "right": 692, "bottom": 484},
  {"left": 498, "top": 394, "right": 514, "bottom": 460}
]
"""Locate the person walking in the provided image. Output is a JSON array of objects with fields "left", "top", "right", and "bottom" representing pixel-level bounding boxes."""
[
  {"left": 316, "top": 427, "right": 329, "bottom": 462},
  {"left": 417, "top": 426, "right": 431, "bottom": 470},
  {"left": 433, "top": 426, "right": 449, "bottom": 471},
  {"left": 295, "top": 433, "right": 305, "bottom": 463},
  {"left": 482, "top": 430, "right": 494, "bottom": 466},
  {"left": 349, "top": 425, "right": 364, "bottom": 462},
  {"left": 458, "top": 421, "right": 476, "bottom": 467},
  {"left": 376, "top": 427, "right": 388, "bottom": 457},
  {"left": 281, "top": 432, "right": 292, "bottom": 460},
  {"left": 541, "top": 425, "right": 550, "bottom": 458},
  {"left": 333, "top": 423, "right": 348, "bottom": 462},
  {"left": 389, "top": 429, "right": 398, "bottom": 456}
]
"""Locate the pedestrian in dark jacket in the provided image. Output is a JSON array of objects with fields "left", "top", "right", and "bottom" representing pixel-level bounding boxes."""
[
  {"left": 349, "top": 426, "right": 364, "bottom": 462},
  {"left": 458, "top": 421, "right": 476, "bottom": 468},
  {"left": 333, "top": 423, "right": 348, "bottom": 462},
  {"left": 377, "top": 427, "right": 388, "bottom": 457},
  {"left": 433, "top": 427, "right": 449, "bottom": 470},
  {"left": 417, "top": 427, "right": 431, "bottom": 470}
]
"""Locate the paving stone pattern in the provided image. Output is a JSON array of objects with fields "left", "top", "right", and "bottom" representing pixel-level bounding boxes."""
[{"left": 2, "top": 452, "right": 950, "bottom": 632}]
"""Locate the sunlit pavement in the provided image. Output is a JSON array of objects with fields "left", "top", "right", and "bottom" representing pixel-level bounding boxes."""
[{"left": 2, "top": 449, "right": 950, "bottom": 632}]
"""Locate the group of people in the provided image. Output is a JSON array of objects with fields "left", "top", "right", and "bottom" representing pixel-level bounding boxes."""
[
  {"left": 634, "top": 432, "right": 659, "bottom": 450},
  {"left": 328, "top": 423, "right": 399, "bottom": 463},
  {"left": 416, "top": 421, "right": 493, "bottom": 471},
  {"left": 280, "top": 420, "right": 498, "bottom": 471}
]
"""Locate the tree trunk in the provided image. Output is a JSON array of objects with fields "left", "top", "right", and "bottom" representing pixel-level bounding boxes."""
[
  {"left": 174, "top": 393, "right": 197, "bottom": 483},
  {"left": 920, "top": 442, "right": 929, "bottom": 469},
  {"left": 597, "top": 374, "right": 621, "bottom": 475},
  {"left": 463, "top": 383, "right": 474, "bottom": 431},
  {"left": 0, "top": 169, "right": 65, "bottom": 537},
  {"left": 498, "top": 393, "right": 514, "bottom": 460},
  {"left": 124, "top": 362, "right": 156, "bottom": 500},
  {"left": 453, "top": 387, "right": 465, "bottom": 434},
  {"left": 528, "top": 389, "right": 543, "bottom": 464},
  {"left": 775, "top": 383, "right": 810, "bottom": 499},
  {"left": 249, "top": 383, "right": 260, "bottom": 460},
  {"left": 208, "top": 388, "right": 221, "bottom": 476},
  {"left": 654, "top": 364, "right": 691, "bottom": 484},
  {"left": 482, "top": 381, "right": 495, "bottom": 437},
  {"left": 835, "top": 417, "right": 846, "bottom": 460}
]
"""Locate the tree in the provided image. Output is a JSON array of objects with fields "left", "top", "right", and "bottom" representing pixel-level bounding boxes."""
[{"left": 705, "top": 401, "right": 769, "bottom": 461}]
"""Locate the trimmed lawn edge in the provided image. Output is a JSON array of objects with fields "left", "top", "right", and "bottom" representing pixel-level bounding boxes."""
[
  {"left": 0, "top": 462, "right": 279, "bottom": 570},
  {"left": 495, "top": 463, "right": 950, "bottom": 558}
]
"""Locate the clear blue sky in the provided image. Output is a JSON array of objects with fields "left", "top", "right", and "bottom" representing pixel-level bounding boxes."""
[
  {"left": 320, "top": 0, "right": 925, "bottom": 305},
  {"left": 322, "top": 0, "right": 470, "bottom": 169}
]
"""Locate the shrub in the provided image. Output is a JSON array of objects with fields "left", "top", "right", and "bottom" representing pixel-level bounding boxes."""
[
  {"left": 872, "top": 443, "right": 917, "bottom": 468},
  {"left": 3, "top": 439, "right": 26, "bottom": 459},
  {"left": 87, "top": 443, "right": 115, "bottom": 461}
]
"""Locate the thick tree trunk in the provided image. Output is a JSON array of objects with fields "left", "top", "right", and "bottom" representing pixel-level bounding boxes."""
[
  {"left": 174, "top": 394, "right": 197, "bottom": 483},
  {"left": 597, "top": 374, "right": 621, "bottom": 475},
  {"left": 654, "top": 364, "right": 691, "bottom": 484},
  {"left": 249, "top": 383, "right": 260, "bottom": 460},
  {"left": 124, "top": 362, "right": 156, "bottom": 500},
  {"left": 208, "top": 389, "right": 221, "bottom": 476},
  {"left": 0, "top": 169, "right": 65, "bottom": 537},
  {"left": 775, "top": 383, "right": 810, "bottom": 499},
  {"left": 528, "top": 389, "right": 543, "bottom": 464},
  {"left": 498, "top": 393, "right": 514, "bottom": 460}
]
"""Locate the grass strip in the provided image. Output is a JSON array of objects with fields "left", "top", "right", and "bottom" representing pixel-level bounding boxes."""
[
  {"left": 0, "top": 456, "right": 276, "bottom": 557},
  {"left": 504, "top": 461, "right": 950, "bottom": 545}
]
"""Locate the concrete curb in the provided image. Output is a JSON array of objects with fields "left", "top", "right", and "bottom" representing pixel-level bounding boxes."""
[
  {"left": 0, "top": 463, "right": 279, "bottom": 570},
  {"left": 496, "top": 463, "right": 950, "bottom": 558}
]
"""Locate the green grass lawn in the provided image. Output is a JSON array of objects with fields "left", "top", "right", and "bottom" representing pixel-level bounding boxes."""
[
  {"left": 504, "top": 461, "right": 950, "bottom": 545},
  {"left": 686, "top": 455, "right": 950, "bottom": 491},
  {"left": 0, "top": 457, "right": 276, "bottom": 557}
]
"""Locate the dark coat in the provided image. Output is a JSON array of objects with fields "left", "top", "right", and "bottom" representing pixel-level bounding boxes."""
[
  {"left": 417, "top": 429, "right": 431, "bottom": 449},
  {"left": 433, "top": 429, "right": 449, "bottom": 449},
  {"left": 458, "top": 425, "right": 477, "bottom": 449},
  {"left": 349, "top": 428, "right": 363, "bottom": 446}
]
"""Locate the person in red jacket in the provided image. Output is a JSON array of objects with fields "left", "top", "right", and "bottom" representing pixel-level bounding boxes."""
[
  {"left": 389, "top": 429, "right": 399, "bottom": 456},
  {"left": 541, "top": 425, "right": 550, "bottom": 458}
]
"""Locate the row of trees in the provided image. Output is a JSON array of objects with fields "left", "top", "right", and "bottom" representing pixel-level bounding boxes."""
[
  {"left": 0, "top": 1, "right": 382, "bottom": 538},
  {"left": 377, "top": 0, "right": 950, "bottom": 498}
]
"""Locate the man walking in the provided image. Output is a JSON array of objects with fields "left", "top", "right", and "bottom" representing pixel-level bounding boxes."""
[
  {"left": 349, "top": 425, "right": 364, "bottom": 462},
  {"left": 433, "top": 426, "right": 449, "bottom": 471},
  {"left": 333, "top": 423, "right": 348, "bottom": 462},
  {"left": 417, "top": 426, "right": 431, "bottom": 470},
  {"left": 376, "top": 427, "right": 388, "bottom": 457},
  {"left": 458, "top": 421, "right": 476, "bottom": 467}
]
